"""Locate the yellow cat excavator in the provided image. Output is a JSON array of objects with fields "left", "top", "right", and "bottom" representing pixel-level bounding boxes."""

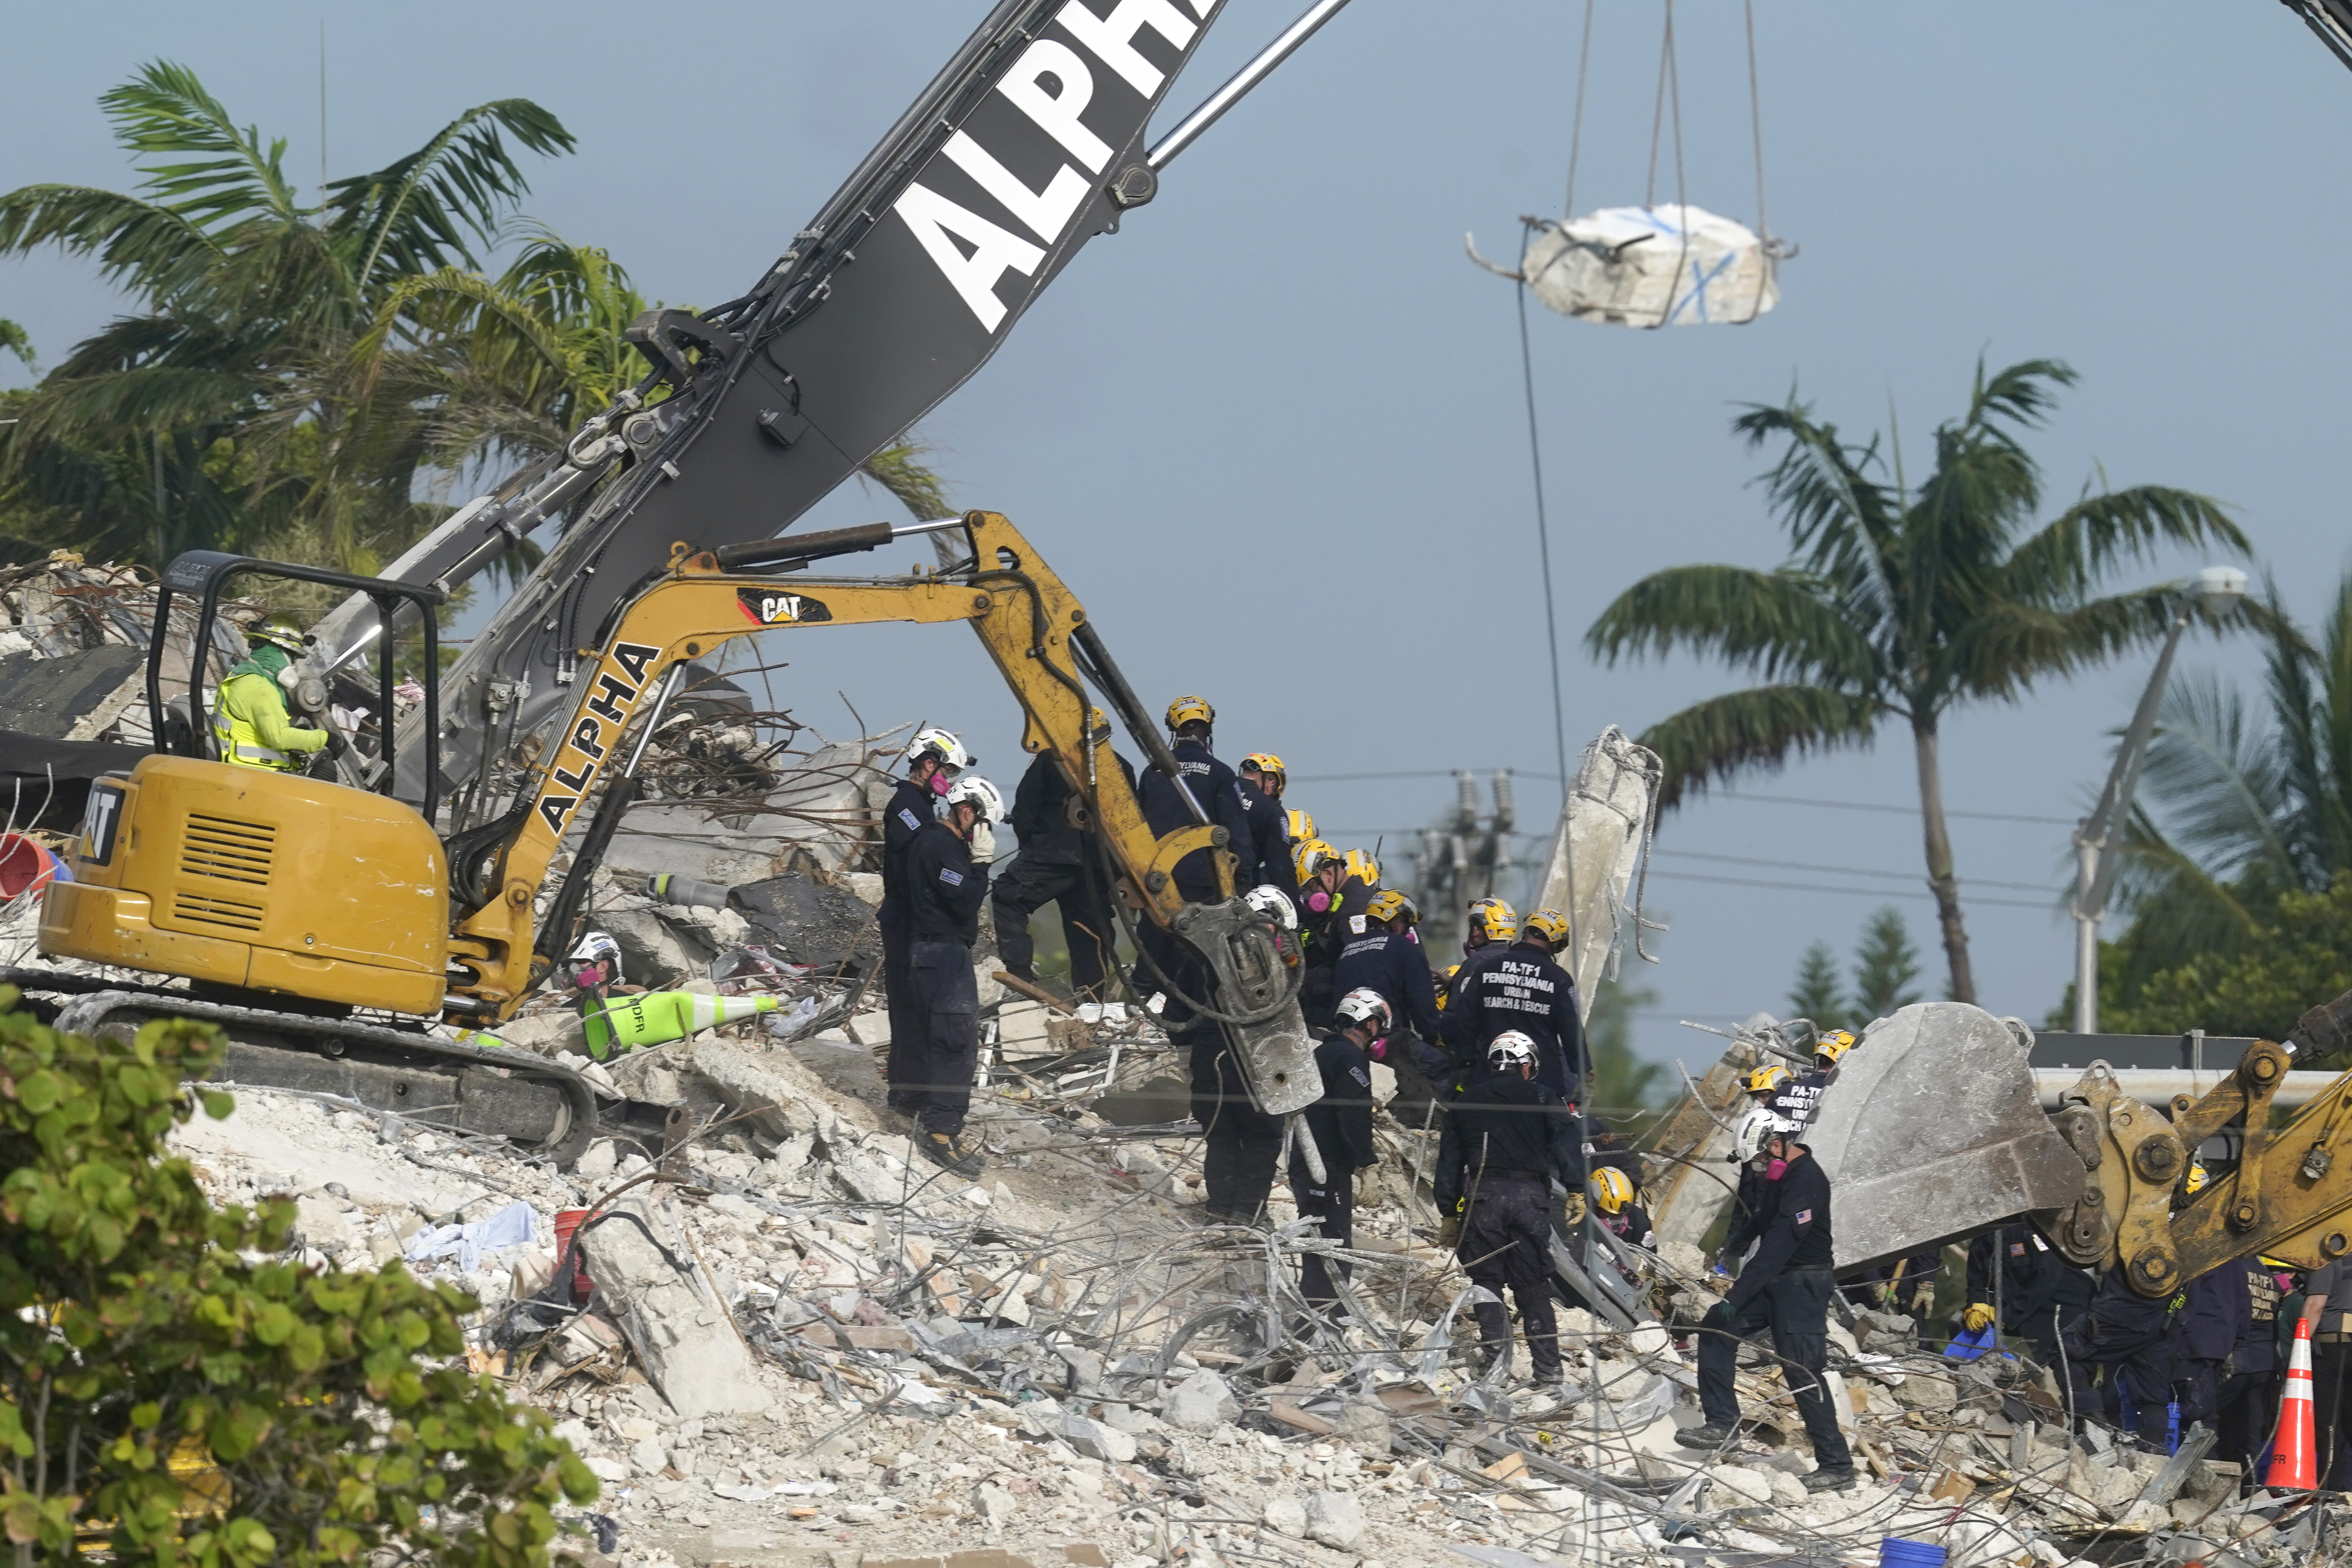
[{"left": 18, "top": 512, "right": 1316, "bottom": 1168}]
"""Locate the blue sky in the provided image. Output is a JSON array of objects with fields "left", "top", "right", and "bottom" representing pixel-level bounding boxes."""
[{"left": 7, "top": 2, "right": 2349, "bottom": 1070}]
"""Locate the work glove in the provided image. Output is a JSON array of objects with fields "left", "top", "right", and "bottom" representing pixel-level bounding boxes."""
[
  {"left": 1436, "top": 1215, "right": 1462, "bottom": 1248},
  {"left": 1963, "top": 1302, "right": 1996, "bottom": 1334},
  {"left": 968, "top": 821, "right": 997, "bottom": 864},
  {"left": 1700, "top": 1301, "right": 1735, "bottom": 1333},
  {"left": 322, "top": 727, "right": 352, "bottom": 760}
]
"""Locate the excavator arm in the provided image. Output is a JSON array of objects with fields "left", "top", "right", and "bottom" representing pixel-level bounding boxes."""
[{"left": 445, "top": 511, "right": 1321, "bottom": 1116}]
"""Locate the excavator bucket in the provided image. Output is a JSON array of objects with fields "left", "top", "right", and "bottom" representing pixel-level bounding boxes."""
[{"left": 1805, "top": 1002, "right": 2088, "bottom": 1272}]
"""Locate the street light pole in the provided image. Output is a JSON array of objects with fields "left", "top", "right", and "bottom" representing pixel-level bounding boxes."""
[{"left": 2069, "top": 565, "right": 2248, "bottom": 1033}]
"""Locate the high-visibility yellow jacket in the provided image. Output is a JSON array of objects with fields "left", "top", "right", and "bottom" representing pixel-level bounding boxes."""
[{"left": 212, "top": 655, "right": 326, "bottom": 770}]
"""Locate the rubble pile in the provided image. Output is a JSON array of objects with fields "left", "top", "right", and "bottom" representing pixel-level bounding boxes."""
[{"left": 159, "top": 917, "right": 2346, "bottom": 1568}]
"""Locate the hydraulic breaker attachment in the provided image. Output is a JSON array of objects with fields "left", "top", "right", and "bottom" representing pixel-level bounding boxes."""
[
  {"left": 1803, "top": 1002, "right": 2089, "bottom": 1272},
  {"left": 1168, "top": 897, "right": 1318, "bottom": 1118}
]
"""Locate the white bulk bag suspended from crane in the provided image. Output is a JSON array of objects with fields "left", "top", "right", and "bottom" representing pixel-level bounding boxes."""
[
  {"left": 1519, "top": 202, "right": 1777, "bottom": 327},
  {"left": 1467, "top": 0, "right": 1788, "bottom": 329}
]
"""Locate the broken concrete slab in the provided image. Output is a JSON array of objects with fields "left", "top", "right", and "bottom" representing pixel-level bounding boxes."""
[{"left": 578, "top": 1191, "right": 772, "bottom": 1419}]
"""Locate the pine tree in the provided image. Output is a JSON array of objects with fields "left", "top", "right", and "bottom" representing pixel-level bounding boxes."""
[
  {"left": 1786, "top": 941, "right": 1848, "bottom": 1033},
  {"left": 1852, "top": 906, "right": 1924, "bottom": 1023}
]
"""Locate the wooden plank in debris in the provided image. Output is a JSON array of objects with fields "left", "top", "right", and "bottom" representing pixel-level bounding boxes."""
[{"left": 1268, "top": 1397, "right": 1336, "bottom": 1435}]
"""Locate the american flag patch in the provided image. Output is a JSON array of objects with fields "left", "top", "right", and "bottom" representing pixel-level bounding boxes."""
[{"left": 1795, "top": 1208, "right": 1813, "bottom": 1225}]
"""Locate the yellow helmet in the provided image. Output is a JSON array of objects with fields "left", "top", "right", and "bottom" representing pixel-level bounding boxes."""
[
  {"left": 2184, "top": 1162, "right": 2208, "bottom": 1196},
  {"left": 1437, "top": 962, "right": 1461, "bottom": 1011},
  {"left": 1343, "top": 848, "right": 1380, "bottom": 886},
  {"left": 1814, "top": 1029, "right": 1857, "bottom": 1064},
  {"left": 1589, "top": 1166, "right": 1635, "bottom": 1215},
  {"left": 1241, "top": 752, "right": 1286, "bottom": 789},
  {"left": 1744, "top": 1062, "right": 1790, "bottom": 1096},
  {"left": 1468, "top": 896, "right": 1517, "bottom": 941},
  {"left": 1166, "top": 694, "right": 1215, "bottom": 730},
  {"left": 1522, "top": 907, "right": 1570, "bottom": 948},
  {"left": 1293, "top": 837, "right": 1341, "bottom": 879},
  {"left": 248, "top": 614, "right": 309, "bottom": 654},
  {"left": 1286, "top": 807, "right": 1318, "bottom": 841},
  {"left": 1365, "top": 888, "right": 1419, "bottom": 926}
]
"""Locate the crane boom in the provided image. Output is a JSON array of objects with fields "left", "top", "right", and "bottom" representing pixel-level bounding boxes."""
[{"left": 308, "top": 0, "right": 1351, "bottom": 820}]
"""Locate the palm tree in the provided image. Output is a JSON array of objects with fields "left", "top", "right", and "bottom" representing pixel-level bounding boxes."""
[
  {"left": 2100, "top": 570, "right": 2352, "bottom": 988},
  {"left": 1585, "top": 359, "right": 2246, "bottom": 1002},
  {"left": 0, "top": 61, "right": 573, "bottom": 569}
]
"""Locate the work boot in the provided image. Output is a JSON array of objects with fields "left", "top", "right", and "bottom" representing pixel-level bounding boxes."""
[
  {"left": 1802, "top": 1466, "right": 1859, "bottom": 1494},
  {"left": 1471, "top": 1301, "right": 1512, "bottom": 1379},
  {"left": 1675, "top": 1423, "right": 1735, "bottom": 1450},
  {"left": 919, "top": 1131, "right": 983, "bottom": 1179}
]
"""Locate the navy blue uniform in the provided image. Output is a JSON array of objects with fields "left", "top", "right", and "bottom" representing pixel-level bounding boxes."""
[
  {"left": 2174, "top": 1263, "right": 2250, "bottom": 1435},
  {"left": 991, "top": 750, "right": 1134, "bottom": 995},
  {"left": 877, "top": 778, "right": 938, "bottom": 1115},
  {"left": 1237, "top": 782, "right": 1292, "bottom": 893},
  {"left": 900, "top": 822, "right": 990, "bottom": 1137},
  {"left": 1436, "top": 1070, "right": 1582, "bottom": 1381},
  {"left": 1700, "top": 1154, "right": 1852, "bottom": 1474},
  {"left": 1967, "top": 1224, "right": 2092, "bottom": 1362},
  {"left": 2060, "top": 1269, "right": 2184, "bottom": 1448},
  {"left": 1295, "top": 1030, "right": 1379, "bottom": 1310},
  {"left": 1138, "top": 738, "right": 1255, "bottom": 902},
  {"left": 1452, "top": 939, "right": 1585, "bottom": 1102},
  {"left": 1439, "top": 941, "right": 1515, "bottom": 1070},
  {"left": 1331, "top": 925, "right": 1441, "bottom": 1045},
  {"left": 2217, "top": 1259, "right": 2287, "bottom": 1470},
  {"left": 1768, "top": 1066, "right": 1837, "bottom": 1133}
]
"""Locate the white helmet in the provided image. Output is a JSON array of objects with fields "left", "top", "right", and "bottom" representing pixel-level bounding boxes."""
[
  {"left": 1486, "top": 1030, "right": 1539, "bottom": 1073},
  {"left": 1334, "top": 987, "right": 1392, "bottom": 1035},
  {"left": 936, "top": 774, "right": 1006, "bottom": 823},
  {"left": 564, "top": 929, "right": 623, "bottom": 989},
  {"left": 904, "top": 727, "right": 973, "bottom": 775},
  {"left": 1244, "top": 884, "right": 1297, "bottom": 931}
]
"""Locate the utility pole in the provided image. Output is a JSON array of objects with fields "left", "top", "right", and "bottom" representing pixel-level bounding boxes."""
[{"left": 2070, "top": 565, "right": 2246, "bottom": 1033}]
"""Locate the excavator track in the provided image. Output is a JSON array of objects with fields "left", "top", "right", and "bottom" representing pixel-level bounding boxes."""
[{"left": 0, "top": 967, "right": 600, "bottom": 1168}]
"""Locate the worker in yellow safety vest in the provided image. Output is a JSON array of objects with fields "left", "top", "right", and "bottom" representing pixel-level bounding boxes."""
[{"left": 212, "top": 615, "right": 342, "bottom": 771}]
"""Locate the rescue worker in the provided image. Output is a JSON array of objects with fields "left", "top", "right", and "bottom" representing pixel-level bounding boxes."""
[
  {"left": 1444, "top": 896, "right": 1518, "bottom": 1025},
  {"left": 901, "top": 774, "right": 1005, "bottom": 1177},
  {"left": 1588, "top": 1167, "right": 1655, "bottom": 1250},
  {"left": 1294, "top": 987, "right": 1386, "bottom": 1313},
  {"left": 1714, "top": 1063, "right": 1793, "bottom": 1277},
  {"left": 2215, "top": 1257, "right": 2291, "bottom": 1471},
  {"left": 1766, "top": 1030, "right": 1852, "bottom": 1133},
  {"left": 1684, "top": 1126, "right": 1857, "bottom": 1492},
  {"left": 1237, "top": 752, "right": 1294, "bottom": 892},
  {"left": 1332, "top": 889, "right": 1445, "bottom": 1119},
  {"left": 1447, "top": 907, "right": 1584, "bottom": 1105},
  {"left": 2295, "top": 1255, "right": 2352, "bottom": 1485},
  {"left": 1435, "top": 1032, "right": 1581, "bottom": 1386},
  {"left": 1292, "top": 838, "right": 1347, "bottom": 1025},
  {"left": 1136, "top": 697, "right": 1260, "bottom": 1181},
  {"left": 990, "top": 721, "right": 1135, "bottom": 999},
  {"left": 1963, "top": 1223, "right": 2092, "bottom": 1367},
  {"left": 214, "top": 615, "right": 346, "bottom": 772},
  {"left": 2174, "top": 1216, "right": 2250, "bottom": 1441},
  {"left": 2059, "top": 1267, "right": 2184, "bottom": 1449},
  {"left": 1852, "top": 1250, "right": 1941, "bottom": 1322},
  {"left": 1332, "top": 889, "right": 1440, "bottom": 1052},
  {"left": 878, "top": 728, "right": 972, "bottom": 1118},
  {"left": 1285, "top": 807, "right": 1318, "bottom": 851},
  {"left": 1136, "top": 695, "right": 1256, "bottom": 904}
]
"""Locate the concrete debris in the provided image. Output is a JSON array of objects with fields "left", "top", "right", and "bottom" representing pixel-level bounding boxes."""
[{"left": 145, "top": 911, "right": 2336, "bottom": 1568}]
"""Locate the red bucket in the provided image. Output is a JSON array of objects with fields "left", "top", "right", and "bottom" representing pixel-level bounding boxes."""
[
  {"left": 552, "top": 1208, "right": 595, "bottom": 1298},
  {"left": 0, "top": 834, "right": 64, "bottom": 900}
]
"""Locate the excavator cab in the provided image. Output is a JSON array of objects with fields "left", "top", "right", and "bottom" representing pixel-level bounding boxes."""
[{"left": 38, "top": 553, "right": 456, "bottom": 1016}]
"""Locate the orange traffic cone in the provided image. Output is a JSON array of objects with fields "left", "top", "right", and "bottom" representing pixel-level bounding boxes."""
[{"left": 2267, "top": 1314, "right": 2319, "bottom": 1490}]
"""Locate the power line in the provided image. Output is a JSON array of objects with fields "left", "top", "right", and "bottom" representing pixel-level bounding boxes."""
[
  {"left": 1293, "top": 772, "right": 2076, "bottom": 828},
  {"left": 1641, "top": 867, "right": 2055, "bottom": 911},
  {"left": 1653, "top": 847, "right": 2063, "bottom": 896}
]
